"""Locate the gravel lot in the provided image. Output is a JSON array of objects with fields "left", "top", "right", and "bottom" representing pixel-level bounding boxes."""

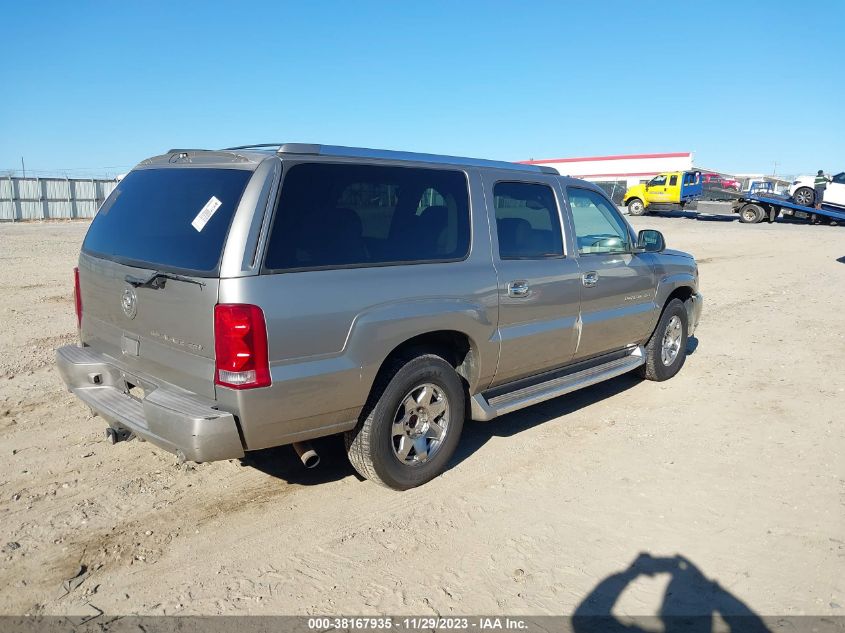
[{"left": 0, "top": 211, "right": 842, "bottom": 618}]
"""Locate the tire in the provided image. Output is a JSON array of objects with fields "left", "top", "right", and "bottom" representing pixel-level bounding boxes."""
[
  {"left": 738, "top": 203, "right": 765, "bottom": 224},
  {"left": 639, "top": 298, "right": 689, "bottom": 382},
  {"left": 344, "top": 353, "right": 465, "bottom": 490},
  {"left": 627, "top": 198, "right": 647, "bottom": 216},
  {"left": 793, "top": 187, "right": 815, "bottom": 207}
]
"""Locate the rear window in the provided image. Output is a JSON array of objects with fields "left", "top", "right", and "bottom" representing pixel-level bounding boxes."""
[
  {"left": 82, "top": 168, "right": 253, "bottom": 275},
  {"left": 263, "top": 163, "right": 470, "bottom": 271}
]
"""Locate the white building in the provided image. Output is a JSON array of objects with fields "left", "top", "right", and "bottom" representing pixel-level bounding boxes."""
[{"left": 520, "top": 152, "right": 694, "bottom": 203}]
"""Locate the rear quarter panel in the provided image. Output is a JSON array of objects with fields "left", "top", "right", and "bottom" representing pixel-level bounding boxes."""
[{"left": 217, "top": 167, "right": 500, "bottom": 450}]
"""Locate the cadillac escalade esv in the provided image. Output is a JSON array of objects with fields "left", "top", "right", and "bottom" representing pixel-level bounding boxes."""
[{"left": 57, "top": 143, "right": 702, "bottom": 490}]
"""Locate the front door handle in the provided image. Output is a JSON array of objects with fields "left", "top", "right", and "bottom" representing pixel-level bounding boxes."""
[
  {"left": 582, "top": 271, "right": 599, "bottom": 288},
  {"left": 507, "top": 280, "right": 530, "bottom": 298}
]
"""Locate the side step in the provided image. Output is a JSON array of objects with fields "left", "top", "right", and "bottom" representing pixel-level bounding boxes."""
[{"left": 471, "top": 346, "right": 644, "bottom": 421}]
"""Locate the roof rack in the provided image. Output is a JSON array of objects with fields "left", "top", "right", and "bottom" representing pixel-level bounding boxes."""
[
  {"left": 166, "top": 148, "right": 210, "bottom": 153},
  {"left": 221, "top": 143, "right": 284, "bottom": 151},
  {"left": 276, "top": 144, "right": 560, "bottom": 175}
]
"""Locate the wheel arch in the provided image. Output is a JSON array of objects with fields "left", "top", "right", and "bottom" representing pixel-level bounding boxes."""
[
  {"left": 362, "top": 329, "right": 481, "bottom": 425},
  {"left": 652, "top": 273, "right": 696, "bottom": 327}
]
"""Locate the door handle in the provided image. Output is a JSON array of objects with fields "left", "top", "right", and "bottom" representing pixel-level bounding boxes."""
[
  {"left": 582, "top": 271, "right": 599, "bottom": 287},
  {"left": 507, "top": 280, "right": 530, "bottom": 297}
]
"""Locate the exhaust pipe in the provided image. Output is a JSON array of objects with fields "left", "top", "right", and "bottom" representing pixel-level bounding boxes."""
[{"left": 292, "top": 441, "right": 320, "bottom": 469}]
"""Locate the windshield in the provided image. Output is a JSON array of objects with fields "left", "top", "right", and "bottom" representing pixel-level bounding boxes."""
[{"left": 82, "top": 168, "right": 253, "bottom": 275}]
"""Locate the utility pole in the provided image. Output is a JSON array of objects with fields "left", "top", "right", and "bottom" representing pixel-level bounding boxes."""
[
  {"left": 772, "top": 161, "right": 778, "bottom": 176},
  {"left": 21, "top": 157, "right": 25, "bottom": 179}
]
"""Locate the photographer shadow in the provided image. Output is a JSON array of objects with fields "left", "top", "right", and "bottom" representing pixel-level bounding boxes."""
[{"left": 573, "top": 553, "right": 770, "bottom": 633}]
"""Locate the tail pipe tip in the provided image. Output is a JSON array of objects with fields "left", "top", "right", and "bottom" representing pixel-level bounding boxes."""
[{"left": 292, "top": 441, "right": 320, "bottom": 469}]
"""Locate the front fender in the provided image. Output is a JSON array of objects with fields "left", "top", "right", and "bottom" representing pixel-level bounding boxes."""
[
  {"left": 624, "top": 185, "right": 647, "bottom": 206},
  {"left": 654, "top": 272, "right": 696, "bottom": 308}
]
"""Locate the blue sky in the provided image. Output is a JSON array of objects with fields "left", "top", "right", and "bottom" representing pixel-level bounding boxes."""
[{"left": 1, "top": 1, "right": 843, "bottom": 178}]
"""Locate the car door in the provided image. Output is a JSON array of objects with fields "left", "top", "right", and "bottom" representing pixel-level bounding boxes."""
[
  {"left": 564, "top": 186, "right": 657, "bottom": 360},
  {"left": 645, "top": 174, "right": 668, "bottom": 203},
  {"left": 825, "top": 172, "right": 845, "bottom": 206},
  {"left": 483, "top": 173, "right": 583, "bottom": 387},
  {"left": 665, "top": 173, "right": 680, "bottom": 202}
]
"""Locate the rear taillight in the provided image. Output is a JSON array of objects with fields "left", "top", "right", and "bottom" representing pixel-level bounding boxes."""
[
  {"left": 214, "top": 304, "right": 270, "bottom": 389},
  {"left": 73, "top": 267, "right": 82, "bottom": 329}
]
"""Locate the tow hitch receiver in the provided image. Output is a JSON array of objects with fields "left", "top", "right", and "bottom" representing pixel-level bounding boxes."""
[{"left": 105, "top": 427, "right": 134, "bottom": 444}]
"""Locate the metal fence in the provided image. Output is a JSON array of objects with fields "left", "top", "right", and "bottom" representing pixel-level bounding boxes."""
[{"left": 0, "top": 176, "right": 118, "bottom": 221}]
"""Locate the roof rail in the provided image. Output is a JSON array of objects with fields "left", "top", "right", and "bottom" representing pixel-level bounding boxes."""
[
  {"left": 166, "top": 148, "right": 210, "bottom": 153},
  {"left": 276, "top": 143, "right": 560, "bottom": 175},
  {"left": 221, "top": 143, "right": 284, "bottom": 151}
]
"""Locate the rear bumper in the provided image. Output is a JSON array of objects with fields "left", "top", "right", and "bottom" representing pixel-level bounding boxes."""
[
  {"left": 56, "top": 345, "right": 244, "bottom": 462},
  {"left": 687, "top": 292, "right": 703, "bottom": 336}
]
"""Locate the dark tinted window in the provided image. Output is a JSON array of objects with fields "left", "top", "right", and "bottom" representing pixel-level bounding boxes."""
[
  {"left": 669, "top": 175, "right": 678, "bottom": 186},
  {"left": 264, "top": 163, "right": 469, "bottom": 270},
  {"left": 83, "top": 168, "right": 252, "bottom": 274},
  {"left": 494, "top": 182, "right": 563, "bottom": 259}
]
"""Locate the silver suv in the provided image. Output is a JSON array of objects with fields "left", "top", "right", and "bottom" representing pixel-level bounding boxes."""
[{"left": 57, "top": 143, "right": 702, "bottom": 490}]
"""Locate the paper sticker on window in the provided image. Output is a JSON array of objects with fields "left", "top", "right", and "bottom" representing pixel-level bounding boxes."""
[{"left": 191, "top": 196, "right": 222, "bottom": 232}]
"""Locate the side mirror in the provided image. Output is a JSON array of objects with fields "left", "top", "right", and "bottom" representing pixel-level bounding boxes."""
[{"left": 636, "top": 229, "right": 665, "bottom": 253}]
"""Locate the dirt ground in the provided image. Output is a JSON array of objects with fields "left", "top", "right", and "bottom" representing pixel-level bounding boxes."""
[{"left": 0, "top": 211, "right": 842, "bottom": 618}]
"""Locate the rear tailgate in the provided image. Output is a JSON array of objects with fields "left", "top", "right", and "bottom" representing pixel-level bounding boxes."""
[{"left": 78, "top": 166, "right": 256, "bottom": 398}]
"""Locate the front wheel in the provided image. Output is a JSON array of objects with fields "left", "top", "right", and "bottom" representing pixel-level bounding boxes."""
[
  {"left": 627, "top": 198, "right": 647, "bottom": 216},
  {"left": 639, "top": 298, "right": 689, "bottom": 382},
  {"left": 345, "top": 354, "right": 465, "bottom": 490},
  {"left": 793, "top": 187, "right": 814, "bottom": 207}
]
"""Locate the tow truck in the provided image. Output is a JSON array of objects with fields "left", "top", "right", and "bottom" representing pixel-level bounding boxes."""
[
  {"left": 623, "top": 170, "right": 702, "bottom": 216},
  {"left": 732, "top": 190, "right": 845, "bottom": 225}
]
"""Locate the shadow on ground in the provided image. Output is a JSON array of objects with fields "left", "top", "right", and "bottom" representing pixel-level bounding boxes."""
[
  {"left": 646, "top": 209, "right": 737, "bottom": 222},
  {"left": 573, "top": 553, "right": 770, "bottom": 633},
  {"left": 243, "top": 337, "right": 700, "bottom": 485}
]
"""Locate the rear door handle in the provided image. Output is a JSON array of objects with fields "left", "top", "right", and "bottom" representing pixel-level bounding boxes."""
[
  {"left": 507, "top": 280, "right": 530, "bottom": 297},
  {"left": 582, "top": 271, "right": 599, "bottom": 287}
]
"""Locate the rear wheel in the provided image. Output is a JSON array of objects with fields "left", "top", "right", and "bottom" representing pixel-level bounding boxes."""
[
  {"left": 627, "top": 198, "right": 646, "bottom": 216},
  {"left": 793, "top": 187, "right": 814, "bottom": 207},
  {"left": 639, "top": 299, "right": 689, "bottom": 382},
  {"left": 738, "top": 203, "right": 765, "bottom": 224},
  {"left": 345, "top": 354, "right": 465, "bottom": 490}
]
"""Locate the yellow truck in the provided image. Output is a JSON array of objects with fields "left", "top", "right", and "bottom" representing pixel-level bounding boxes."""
[{"left": 623, "top": 171, "right": 703, "bottom": 216}]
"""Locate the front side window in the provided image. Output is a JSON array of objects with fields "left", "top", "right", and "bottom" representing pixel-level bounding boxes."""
[
  {"left": 493, "top": 181, "right": 564, "bottom": 259},
  {"left": 833, "top": 172, "right": 845, "bottom": 184},
  {"left": 649, "top": 175, "right": 667, "bottom": 187},
  {"left": 567, "top": 187, "right": 631, "bottom": 255},
  {"left": 263, "top": 163, "right": 470, "bottom": 270}
]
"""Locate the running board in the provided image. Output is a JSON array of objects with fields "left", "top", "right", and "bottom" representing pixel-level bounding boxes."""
[{"left": 470, "top": 346, "right": 644, "bottom": 421}]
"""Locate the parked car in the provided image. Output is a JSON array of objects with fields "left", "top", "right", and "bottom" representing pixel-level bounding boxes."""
[
  {"left": 789, "top": 172, "right": 845, "bottom": 208},
  {"left": 702, "top": 173, "right": 740, "bottom": 191},
  {"left": 56, "top": 143, "right": 702, "bottom": 490},
  {"left": 623, "top": 171, "right": 703, "bottom": 216}
]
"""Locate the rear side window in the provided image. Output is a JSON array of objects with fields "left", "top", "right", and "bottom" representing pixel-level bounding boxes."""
[
  {"left": 493, "top": 182, "right": 564, "bottom": 259},
  {"left": 263, "top": 163, "right": 470, "bottom": 270},
  {"left": 669, "top": 175, "right": 678, "bottom": 186},
  {"left": 83, "top": 168, "right": 253, "bottom": 275}
]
